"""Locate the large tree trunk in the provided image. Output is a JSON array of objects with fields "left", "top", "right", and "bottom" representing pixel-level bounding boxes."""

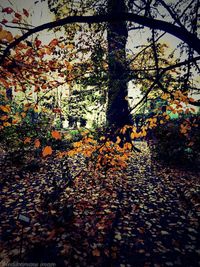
[{"left": 106, "top": 0, "right": 131, "bottom": 129}]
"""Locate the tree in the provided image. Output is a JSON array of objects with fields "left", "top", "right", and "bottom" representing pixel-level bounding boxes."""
[{"left": 0, "top": 0, "right": 199, "bottom": 132}]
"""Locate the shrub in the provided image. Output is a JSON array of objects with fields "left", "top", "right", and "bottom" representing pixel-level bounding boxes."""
[{"left": 150, "top": 116, "right": 200, "bottom": 169}]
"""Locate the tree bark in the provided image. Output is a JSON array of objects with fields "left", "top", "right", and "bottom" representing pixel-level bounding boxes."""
[{"left": 106, "top": 0, "right": 131, "bottom": 129}]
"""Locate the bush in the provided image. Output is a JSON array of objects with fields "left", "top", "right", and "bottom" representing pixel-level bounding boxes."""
[{"left": 150, "top": 116, "right": 200, "bottom": 169}]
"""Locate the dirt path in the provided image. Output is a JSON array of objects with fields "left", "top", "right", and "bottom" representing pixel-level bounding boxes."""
[{"left": 0, "top": 142, "right": 199, "bottom": 267}]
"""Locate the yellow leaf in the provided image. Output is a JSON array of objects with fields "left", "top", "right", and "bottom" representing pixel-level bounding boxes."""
[
  {"left": 73, "top": 141, "right": 82, "bottom": 148},
  {"left": 0, "top": 105, "right": 11, "bottom": 113},
  {"left": 66, "top": 43, "right": 74, "bottom": 49},
  {"left": 116, "top": 136, "right": 121, "bottom": 144},
  {"left": 84, "top": 150, "right": 92, "bottom": 157},
  {"left": 131, "top": 132, "right": 136, "bottom": 139},
  {"left": 67, "top": 150, "right": 76, "bottom": 157},
  {"left": 34, "top": 139, "right": 40, "bottom": 148},
  {"left": 121, "top": 126, "right": 126, "bottom": 135},
  {"left": 42, "top": 146, "right": 53, "bottom": 157},
  {"left": 34, "top": 106, "right": 39, "bottom": 112},
  {"left": 51, "top": 130, "right": 61, "bottom": 140},
  {"left": 21, "top": 112, "right": 26, "bottom": 118},
  {"left": 141, "top": 130, "right": 147, "bottom": 137},
  {"left": 0, "top": 30, "right": 14, "bottom": 42},
  {"left": 161, "top": 93, "right": 169, "bottom": 100},
  {"left": 165, "top": 115, "right": 170, "bottom": 120},
  {"left": 92, "top": 248, "right": 100, "bottom": 257},
  {"left": 3, "top": 122, "right": 11, "bottom": 127},
  {"left": 65, "top": 61, "right": 73, "bottom": 71},
  {"left": 123, "top": 142, "right": 132, "bottom": 150},
  {"left": 0, "top": 115, "right": 8, "bottom": 121}
]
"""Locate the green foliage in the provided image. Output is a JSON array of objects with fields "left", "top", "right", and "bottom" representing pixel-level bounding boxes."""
[{"left": 68, "top": 129, "right": 83, "bottom": 142}]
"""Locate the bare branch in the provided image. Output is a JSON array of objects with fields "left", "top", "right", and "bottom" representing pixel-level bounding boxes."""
[{"left": 1, "top": 12, "right": 200, "bottom": 64}]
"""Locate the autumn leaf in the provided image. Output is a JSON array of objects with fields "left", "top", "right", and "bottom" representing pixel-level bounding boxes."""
[
  {"left": 24, "top": 137, "right": 31, "bottom": 144},
  {"left": 35, "top": 39, "right": 42, "bottom": 48},
  {"left": 21, "top": 112, "right": 26, "bottom": 118},
  {"left": 42, "top": 146, "right": 53, "bottom": 157},
  {"left": 0, "top": 105, "right": 11, "bottom": 113},
  {"left": 64, "top": 61, "right": 73, "bottom": 71},
  {"left": 131, "top": 132, "right": 136, "bottom": 139},
  {"left": 161, "top": 93, "right": 169, "bottom": 100},
  {"left": 51, "top": 130, "right": 61, "bottom": 140},
  {"left": 49, "top": 38, "right": 59, "bottom": 47},
  {"left": 1, "top": 19, "right": 8, "bottom": 24},
  {"left": 0, "top": 115, "right": 8, "bottom": 121},
  {"left": 12, "top": 18, "right": 20, "bottom": 24},
  {"left": 2, "top": 7, "right": 14, "bottom": 14},
  {"left": 3, "top": 122, "right": 11, "bottom": 127},
  {"left": 23, "top": 8, "right": 29, "bottom": 17},
  {"left": 66, "top": 43, "right": 74, "bottom": 49},
  {"left": 15, "top": 12, "right": 22, "bottom": 20},
  {"left": 116, "top": 136, "right": 121, "bottom": 144},
  {"left": 0, "top": 30, "right": 14, "bottom": 43},
  {"left": 92, "top": 248, "right": 100, "bottom": 257},
  {"left": 165, "top": 115, "right": 170, "bottom": 120},
  {"left": 123, "top": 142, "right": 132, "bottom": 150},
  {"left": 34, "top": 139, "right": 41, "bottom": 148},
  {"left": 52, "top": 108, "right": 61, "bottom": 113}
]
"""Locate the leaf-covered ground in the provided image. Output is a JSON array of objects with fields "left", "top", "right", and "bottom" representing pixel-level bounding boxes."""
[{"left": 0, "top": 142, "right": 200, "bottom": 267}]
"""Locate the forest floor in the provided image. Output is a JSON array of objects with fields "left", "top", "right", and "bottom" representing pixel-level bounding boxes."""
[{"left": 0, "top": 142, "right": 200, "bottom": 267}]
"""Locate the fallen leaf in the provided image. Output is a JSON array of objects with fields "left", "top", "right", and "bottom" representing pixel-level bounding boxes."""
[
  {"left": 42, "top": 146, "right": 53, "bottom": 157},
  {"left": 34, "top": 139, "right": 41, "bottom": 148},
  {"left": 92, "top": 248, "right": 100, "bottom": 257},
  {"left": 51, "top": 130, "right": 61, "bottom": 140}
]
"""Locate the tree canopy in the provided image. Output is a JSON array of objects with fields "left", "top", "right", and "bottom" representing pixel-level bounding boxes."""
[{"left": 0, "top": 0, "right": 199, "bottom": 159}]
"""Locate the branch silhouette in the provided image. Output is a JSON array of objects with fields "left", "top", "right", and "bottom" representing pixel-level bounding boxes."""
[{"left": 1, "top": 12, "right": 200, "bottom": 64}]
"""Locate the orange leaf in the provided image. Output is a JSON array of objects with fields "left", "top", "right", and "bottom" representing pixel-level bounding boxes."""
[
  {"left": 0, "top": 115, "right": 8, "bottom": 121},
  {"left": 51, "top": 130, "right": 61, "bottom": 140},
  {"left": 131, "top": 132, "right": 136, "bottom": 139},
  {"left": 0, "top": 30, "right": 14, "bottom": 42},
  {"left": 21, "top": 112, "right": 26, "bottom": 118},
  {"left": 0, "top": 78, "right": 9, "bottom": 87},
  {"left": 92, "top": 248, "right": 101, "bottom": 257},
  {"left": 3, "top": 122, "right": 11, "bottom": 127},
  {"left": 42, "top": 146, "right": 53, "bottom": 157},
  {"left": 116, "top": 136, "right": 121, "bottom": 144},
  {"left": 0, "top": 105, "right": 11, "bottom": 113},
  {"left": 34, "top": 139, "right": 41, "bottom": 148},
  {"left": 123, "top": 142, "right": 132, "bottom": 150},
  {"left": 24, "top": 137, "right": 31, "bottom": 144}
]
